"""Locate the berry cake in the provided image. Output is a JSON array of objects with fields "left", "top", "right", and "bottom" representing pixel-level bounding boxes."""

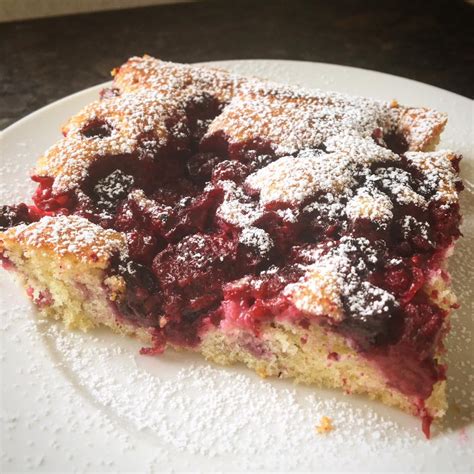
[{"left": 0, "top": 56, "right": 463, "bottom": 437}]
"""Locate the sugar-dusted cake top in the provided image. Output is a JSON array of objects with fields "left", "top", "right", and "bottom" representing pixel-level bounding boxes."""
[
  {"left": 1, "top": 215, "right": 126, "bottom": 267},
  {"left": 205, "top": 80, "right": 447, "bottom": 156},
  {"left": 34, "top": 56, "right": 447, "bottom": 195}
]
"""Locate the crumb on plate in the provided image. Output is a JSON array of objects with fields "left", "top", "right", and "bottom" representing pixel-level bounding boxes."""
[{"left": 315, "top": 416, "right": 334, "bottom": 434}]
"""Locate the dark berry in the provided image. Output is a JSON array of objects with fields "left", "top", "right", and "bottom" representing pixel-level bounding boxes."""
[
  {"left": 81, "top": 119, "right": 112, "bottom": 138},
  {"left": 0, "top": 204, "right": 32, "bottom": 230}
]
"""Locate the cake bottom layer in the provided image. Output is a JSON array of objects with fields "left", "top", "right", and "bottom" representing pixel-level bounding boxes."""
[
  {"left": 2, "top": 241, "right": 447, "bottom": 435},
  {"left": 199, "top": 323, "right": 446, "bottom": 422}
]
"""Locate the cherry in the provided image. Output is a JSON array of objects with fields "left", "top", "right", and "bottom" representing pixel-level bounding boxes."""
[
  {"left": 31, "top": 175, "right": 74, "bottom": 213},
  {"left": 116, "top": 261, "right": 163, "bottom": 328},
  {"left": 382, "top": 130, "right": 409, "bottom": 154},
  {"left": 126, "top": 230, "right": 162, "bottom": 265},
  {"left": 384, "top": 266, "right": 412, "bottom": 295},
  {"left": 163, "top": 188, "right": 222, "bottom": 240}
]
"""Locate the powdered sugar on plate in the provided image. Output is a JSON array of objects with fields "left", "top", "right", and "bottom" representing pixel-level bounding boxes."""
[{"left": 1, "top": 290, "right": 472, "bottom": 472}]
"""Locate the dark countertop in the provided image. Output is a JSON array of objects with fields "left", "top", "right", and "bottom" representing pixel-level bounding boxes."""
[{"left": 1, "top": 0, "right": 473, "bottom": 130}]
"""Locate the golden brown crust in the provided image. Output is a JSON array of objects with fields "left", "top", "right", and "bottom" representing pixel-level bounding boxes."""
[
  {"left": 35, "top": 56, "right": 244, "bottom": 194},
  {"left": 33, "top": 55, "right": 447, "bottom": 196},
  {"left": 392, "top": 105, "right": 448, "bottom": 152},
  {"left": 205, "top": 82, "right": 447, "bottom": 156},
  {"left": 112, "top": 55, "right": 244, "bottom": 103},
  {"left": 0, "top": 215, "right": 126, "bottom": 269}
]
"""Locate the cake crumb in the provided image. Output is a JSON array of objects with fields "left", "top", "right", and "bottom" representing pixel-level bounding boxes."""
[
  {"left": 315, "top": 416, "right": 334, "bottom": 434},
  {"left": 256, "top": 366, "right": 268, "bottom": 379},
  {"left": 390, "top": 99, "right": 399, "bottom": 108}
]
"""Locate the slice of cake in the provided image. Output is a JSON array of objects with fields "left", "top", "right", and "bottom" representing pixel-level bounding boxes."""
[{"left": 0, "top": 56, "right": 463, "bottom": 437}]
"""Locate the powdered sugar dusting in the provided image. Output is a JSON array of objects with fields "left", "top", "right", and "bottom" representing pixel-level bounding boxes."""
[
  {"left": 345, "top": 187, "right": 394, "bottom": 224},
  {"left": 284, "top": 255, "right": 344, "bottom": 321},
  {"left": 246, "top": 150, "right": 355, "bottom": 205},
  {"left": 286, "top": 237, "right": 394, "bottom": 322},
  {"left": 36, "top": 87, "right": 180, "bottom": 193},
  {"left": 215, "top": 180, "right": 262, "bottom": 227},
  {"left": 114, "top": 55, "right": 244, "bottom": 105},
  {"left": 43, "top": 315, "right": 474, "bottom": 465},
  {"left": 34, "top": 56, "right": 448, "bottom": 200},
  {"left": 370, "top": 166, "right": 427, "bottom": 207},
  {"left": 0, "top": 268, "right": 471, "bottom": 472},
  {"left": 406, "top": 150, "right": 461, "bottom": 204},
  {"left": 35, "top": 56, "right": 246, "bottom": 194},
  {"left": 325, "top": 133, "right": 399, "bottom": 163},
  {"left": 395, "top": 107, "right": 448, "bottom": 151},
  {"left": 206, "top": 81, "right": 445, "bottom": 156},
  {"left": 239, "top": 226, "right": 273, "bottom": 255},
  {"left": 3, "top": 215, "right": 126, "bottom": 264}
]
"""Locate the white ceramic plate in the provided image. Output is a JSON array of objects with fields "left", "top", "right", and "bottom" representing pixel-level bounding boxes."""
[{"left": 1, "top": 60, "right": 473, "bottom": 473}]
